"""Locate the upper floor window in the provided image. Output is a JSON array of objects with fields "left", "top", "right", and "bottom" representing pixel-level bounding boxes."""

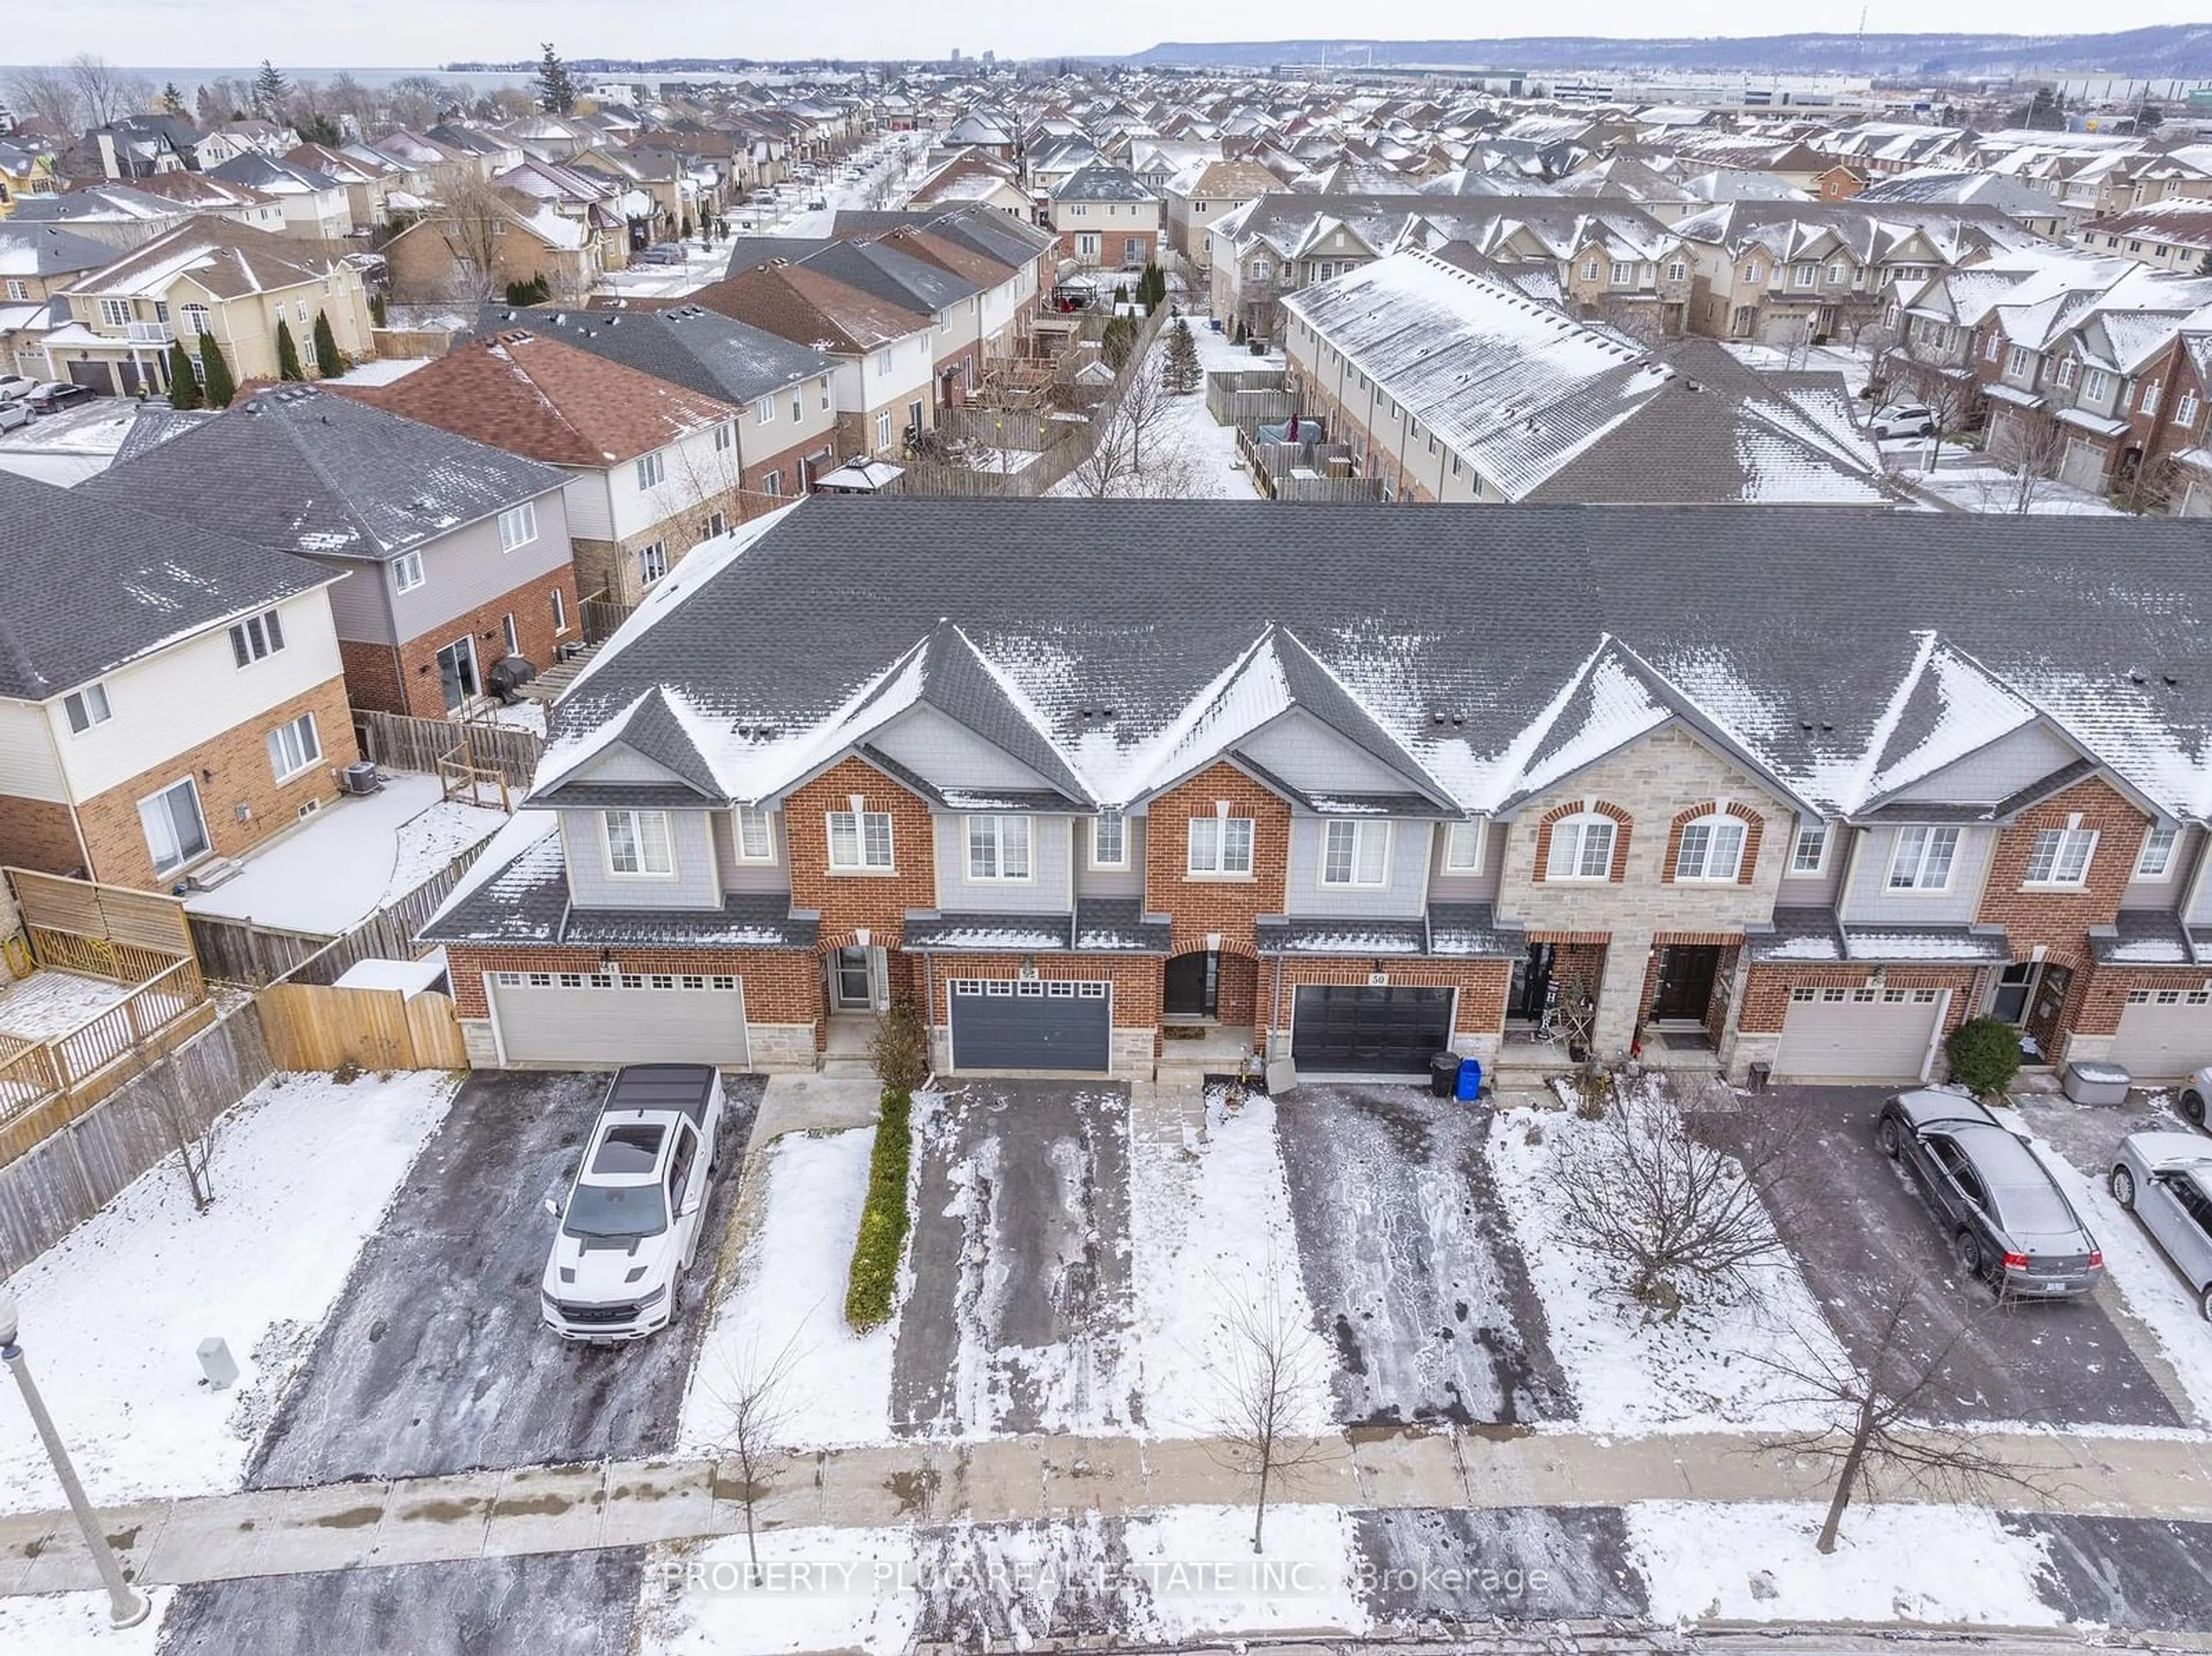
[
  {"left": 64, "top": 682, "right": 111, "bottom": 733},
  {"left": 1887, "top": 824, "right": 1959, "bottom": 891},
  {"left": 755, "top": 395, "right": 775, "bottom": 424},
  {"left": 2136, "top": 824, "right": 2179, "bottom": 880},
  {"left": 1673, "top": 813, "right": 1746, "bottom": 882},
  {"left": 392, "top": 549, "right": 425, "bottom": 592},
  {"left": 1827, "top": 260, "right": 1846, "bottom": 283},
  {"left": 790, "top": 391, "right": 803, "bottom": 423},
  {"left": 1442, "top": 820, "right": 1483, "bottom": 873},
  {"left": 966, "top": 813, "right": 1032, "bottom": 881},
  {"left": 181, "top": 302, "right": 211, "bottom": 335},
  {"left": 99, "top": 297, "right": 132, "bottom": 327},
  {"left": 1666, "top": 260, "right": 1685, "bottom": 282},
  {"left": 1090, "top": 810, "right": 1126, "bottom": 869},
  {"left": 1188, "top": 814, "right": 1253, "bottom": 877},
  {"left": 1249, "top": 259, "right": 1270, "bottom": 281},
  {"left": 828, "top": 808, "right": 894, "bottom": 870},
  {"left": 734, "top": 805, "right": 774, "bottom": 862},
  {"left": 1610, "top": 261, "right": 1633, "bottom": 286},
  {"left": 2083, "top": 369, "right": 2112, "bottom": 401},
  {"left": 1983, "top": 333, "right": 2002, "bottom": 363},
  {"left": 604, "top": 808, "right": 675, "bottom": 877},
  {"left": 1581, "top": 258, "right": 1600, "bottom": 281},
  {"left": 498, "top": 502, "right": 537, "bottom": 551},
  {"left": 2, "top": 279, "right": 26, "bottom": 302},
  {"left": 2056, "top": 358, "right": 2078, "bottom": 388},
  {"left": 639, "top": 541, "right": 669, "bottom": 585},
  {"left": 1792, "top": 264, "right": 1815, "bottom": 288},
  {"left": 2024, "top": 823, "right": 2097, "bottom": 888},
  {"left": 1546, "top": 814, "right": 1616, "bottom": 881},
  {"left": 1321, "top": 820, "right": 1389, "bottom": 887},
  {"left": 635, "top": 450, "right": 666, "bottom": 490},
  {"left": 2141, "top": 379, "right": 2162, "bottom": 416},
  {"left": 229, "top": 608, "right": 285, "bottom": 667},
  {"left": 1788, "top": 823, "right": 1829, "bottom": 875},
  {"left": 2179, "top": 392, "right": 2202, "bottom": 430},
  {"left": 716, "top": 420, "right": 736, "bottom": 452},
  {"left": 1743, "top": 263, "right": 1761, "bottom": 283}
]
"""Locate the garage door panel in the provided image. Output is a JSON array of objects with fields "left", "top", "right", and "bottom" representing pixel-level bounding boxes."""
[
  {"left": 1291, "top": 984, "right": 1452, "bottom": 1076},
  {"left": 949, "top": 980, "right": 1111, "bottom": 1071},
  {"left": 490, "top": 971, "right": 748, "bottom": 1068},
  {"left": 2110, "top": 990, "right": 2212, "bottom": 1079},
  {"left": 1774, "top": 986, "right": 1944, "bottom": 1083}
]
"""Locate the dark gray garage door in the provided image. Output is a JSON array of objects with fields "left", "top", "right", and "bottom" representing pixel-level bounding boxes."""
[
  {"left": 948, "top": 979, "right": 1112, "bottom": 1071},
  {"left": 1291, "top": 984, "right": 1453, "bottom": 1075}
]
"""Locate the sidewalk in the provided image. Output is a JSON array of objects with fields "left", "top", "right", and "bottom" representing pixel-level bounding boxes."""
[{"left": 9, "top": 1423, "right": 2212, "bottom": 1598}]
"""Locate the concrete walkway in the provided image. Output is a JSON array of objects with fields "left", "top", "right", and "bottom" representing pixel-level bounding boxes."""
[{"left": 8, "top": 1423, "right": 2212, "bottom": 1597}]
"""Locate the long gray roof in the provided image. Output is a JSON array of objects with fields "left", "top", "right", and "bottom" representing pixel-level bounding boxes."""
[{"left": 468, "top": 301, "right": 834, "bottom": 406}]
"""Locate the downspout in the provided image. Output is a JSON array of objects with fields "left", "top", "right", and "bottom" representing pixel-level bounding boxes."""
[
  {"left": 923, "top": 949, "right": 938, "bottom": 1076},
  {"left": 41, "top": 706, "right": 96, "bottom": 878},
  {"left": 1270, "top": 950, "right": 1284, "bottom": 1066}
]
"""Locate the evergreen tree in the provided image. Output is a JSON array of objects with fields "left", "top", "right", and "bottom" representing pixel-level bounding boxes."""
[
  {"left": 1165, "top": 317, "right": 1200, "bottom": 393},
  {"left": 274, "top": 317, "right": 304, "bottom": 381},
  {"left": 1101, "top": 313, "right": 1137, "bottom": 369},
  {"left": 312, "top": 309, "right": 343, "bottom": 376},
  {"left": 160, "top": 82, "right": 188, "bottom": 119},
  {"left": 1234, "top": 317, "right": 1248, "bottom": 344},
  {"left": 369, "top": 291, "right": 388, "bottom": 328},
  {"left": 164, "top": 340, "right": 202, "bottom": 410},
  {"left": 681, "top": 212, "right": 694, "bottom": 240},
  {"left": 536, "top": 44, "right": 577, "bottom": 115},
  {"left": 197, "top": 332, "right": 237, "bottom": 408},
  {"left": 251, "top": 60, "right": 289, "bottom": 119}
]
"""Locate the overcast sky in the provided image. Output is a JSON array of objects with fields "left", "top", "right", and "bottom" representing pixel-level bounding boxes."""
[{"left": 27, "top": 0, "right": 2198, "bottom": 70}]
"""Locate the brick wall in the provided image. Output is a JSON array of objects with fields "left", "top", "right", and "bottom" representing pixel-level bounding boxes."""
[
  {"left": 785, "top": 755, "right": 937, "bottom": 946},
  {"left": 2070, "top": 963, "right": 2212, "bottom": 1039},
  {"left": 384, "top": 567, "right": 582, "bottom": 720},
  {"left": 0, "top": 797, "right": 84, "bottom": 878},
  {"left": 442, "top": 942, "right": 824, "bottom": 1024},
  {"left": 1659, "top": 801, "right": 1764, "bottom": 886},
  {"left": 748, "top": 429, "right": 835, "bottom": 497},
  {"left": 74, "top": 674, "right": 359, "bottom": 890},
  {"left": 1737, "top": 964, "right": 1981, "bottom": 1035},
  {"left": 1974, "top": 774, "right": 2146, "bottom": 950},
  {"left": 337, "top": 638, "right": 407, "bottom": 717},
  {"left": 1144, "top": 762, "right": 1291, "bottom": 957}
]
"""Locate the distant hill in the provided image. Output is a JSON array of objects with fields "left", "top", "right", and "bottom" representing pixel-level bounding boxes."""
[{"left": 1124, "top": 26, "right": 2212, "bottom": 79}]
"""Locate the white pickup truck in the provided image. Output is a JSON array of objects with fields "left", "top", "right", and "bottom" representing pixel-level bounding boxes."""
[{"left": 540, "top": 1064, "right": 727, "bottom": 1343}]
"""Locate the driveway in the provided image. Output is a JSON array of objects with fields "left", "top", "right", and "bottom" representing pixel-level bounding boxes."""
[
  {"left": 1726, "top": 1087, "right": 2184, "bottom": 1428},
  {"left": 891, "top": 1081, "right": 1137, "bottom": 1436},
  {"left": 249, "top": 1071, "right": 762, "bottom": 1486},
  {"left": 1275, "top": 1084, "right": 1570, "bottom": 1427}
]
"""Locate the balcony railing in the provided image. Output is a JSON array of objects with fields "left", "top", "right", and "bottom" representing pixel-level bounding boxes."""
[{"left": 124, "top": 320, "right": 173, "bottom": 344}]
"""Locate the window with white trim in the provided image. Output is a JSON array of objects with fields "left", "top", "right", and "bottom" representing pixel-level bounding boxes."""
[
  {"left": 2178, "top": 391, "right": 2202, "bottom": 430},
  {"left": 2024, "top": 824, "right": 2097, "bottom": 888},
  {"left": 1887, "top": 824, "right": 1960, "bottom": 890},
  {"left": 1546, "top": 814, "right": 1616, "bottom": 881},
  {"left": 497, "top": 501, "right": 536, "bottom": 551},
  {"left": 966, "top": 814, "right": 1032, "bottom": 881},
  {"left": 266, "top": 711, "right": 320, "bottom": 780},
  {"left": 1321, "top": 820, "right": 1388, "bottom": 886},
  {"left": 2136, "top": 824, "right": 2178, "bottom": 880},
  {"left": 1187, "top": 815, "right": 1253, "bottom": 876},
  {"left": 827, "top": 809, "right": 894, "bottom": 870},
  {"left": 63, "top": 683, "right": 111, "bottom": 733},
  {"left": 715, "top": 420, "right": 735, "bottom": 452},
  {"left": 1673, "top": 814, "right": 1746, "bottom": 881},
  {"left": 604, "top": 808, "right": 675, "bottom": 876},
  {"left": 501, "top": 612, "right": 519, "bottom": 657},
  {"left": 875, "top": 409, "right": 892, "bottom": 450},
  {"left": 2142, "top": 379, "right": 2162, "bottom": 416},
  {"left": 228, "top": 608, "right": 285, "bottom": 666},
  {"left": 1789, "top": 823, "right": 1828, "bottom": 874},
  {"left": 2056, "top": 357, "right": 2078, "bottom": 388},
  {"left": 635, "top": 450, "right": 666, "bottom": 489},
  {"left": 392, "top": 549, "right": 425, "bottom": 592},
  {"left": 2083, "top": 368, "right": 2112, "bottom": 401},
  {"left": 734, "top": 804, "right": 774, "bottom": 861},
  {"left": 638, "top": 541, "right": 668, "bottom": 585},
  {"left": 1442, "top": 819, "right": 1483, "bottom": 873},
  {"left": 1090, "top": 809, "right": 1126, "bottom": 868},
  {"left": 99, "top": 297, "right": 131, "bottom": 327},
  {"left": 550, "top": 586, "right": 568, "bottom": 634}
]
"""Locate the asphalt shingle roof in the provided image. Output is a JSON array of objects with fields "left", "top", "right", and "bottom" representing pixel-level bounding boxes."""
[{"left": 468, "top": 302, "right": 834, "bottom": 406}]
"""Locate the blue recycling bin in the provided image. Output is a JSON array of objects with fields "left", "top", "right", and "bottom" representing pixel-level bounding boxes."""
[{"left": 1455, "top": 1056, "right": 1483, "bottom": 1101}]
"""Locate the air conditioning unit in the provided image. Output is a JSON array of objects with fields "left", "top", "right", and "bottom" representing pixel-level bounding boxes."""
[
  {"left": 340, "top": 762, "right": 382, "bottom": 796},
  {"left": 186, "top": 858, "right": 245, "bottom": 892}
]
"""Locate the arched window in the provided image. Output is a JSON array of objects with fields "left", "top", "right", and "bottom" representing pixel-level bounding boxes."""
[
  {"left": 1673, "top": 811, "right": 1747, "bottom": 882},
  {"left": 1546, "top": 812, "right": 1617, "bottom": 881}
]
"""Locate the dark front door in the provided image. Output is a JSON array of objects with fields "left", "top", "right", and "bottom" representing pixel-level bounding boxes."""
[
  {"left": 1650, "top": 946, "right": 1721, "bottom": 1022},
  {"left": 1291, "top": 985, "right": 1453, "bottom": 1075},
  {"left": 1509, "top": 943, "right": 1555, "bottom": 1021},
  {"left": 1991, "top": 961, "right": 2036, "bottom": 1025},
  {"left": 1164, "top": 950, "right": 1218, "bottom": 1018}
]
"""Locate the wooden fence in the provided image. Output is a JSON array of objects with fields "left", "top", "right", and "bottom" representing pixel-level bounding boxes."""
[
  {"left": 1236, "top": 427, "right": 1387, "bottom": 504},
  {"left": 581, "top": 598, "right": 637, "bottom": 644},
  {"left": 937, "top": 404, "right": 1067, "bottom": 454},
  {"left": 356, "top": 710, "right": 543, "bottom": 790},
  {"left": 259, "top": 981, "right": 468, "bottom": 1071},
  {"left": 1205, "top": 368, "right": 1298, "bottom": 430},
  {"left": 10, "top": 866, "right": 192, "bottom": 957}
]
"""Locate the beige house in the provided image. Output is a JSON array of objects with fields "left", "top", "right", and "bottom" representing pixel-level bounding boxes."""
[
  {"left": 1164, "top": 160, "right": 1278, "bottom": 268},
  {"left": 45, "top": 215, "right": 374, "bottom": 397},
  {"left": 381, "top": 197, "right": 603, "bottom": 303}
]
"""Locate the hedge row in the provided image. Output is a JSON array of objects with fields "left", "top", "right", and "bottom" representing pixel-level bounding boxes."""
[{"left": 843, "top": 1087, "right": 912, "bottom": 1331}]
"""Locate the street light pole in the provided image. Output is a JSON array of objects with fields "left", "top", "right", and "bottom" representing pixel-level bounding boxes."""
[{"left": 0, "top": 1287, "right": 150, "bottom": 1628}]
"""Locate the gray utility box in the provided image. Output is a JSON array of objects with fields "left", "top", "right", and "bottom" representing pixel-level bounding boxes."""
[{"left": 2063, "top": 1060, "right": 2131, "bottom": 1106}]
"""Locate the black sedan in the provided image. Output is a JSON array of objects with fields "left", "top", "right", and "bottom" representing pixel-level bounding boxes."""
[
  {"left": 28, "top": 381, "right": 93, "bottom": 413},
  {"left": 1877, "top": 1089, "right": 2104, "bottom": 1299}
]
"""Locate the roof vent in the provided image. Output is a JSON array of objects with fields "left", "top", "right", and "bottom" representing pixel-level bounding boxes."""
[{"left": 2129, "top": 671, "right": 2147, "bottom": 685}]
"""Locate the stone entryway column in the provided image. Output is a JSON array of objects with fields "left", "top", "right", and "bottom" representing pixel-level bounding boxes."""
[{"left": 1594, "top": 930, "right": 1653, "bottom": 1059}]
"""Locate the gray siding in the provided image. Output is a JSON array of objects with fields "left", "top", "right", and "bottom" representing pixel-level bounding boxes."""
[
  {"left": 933, "top": 814, "right": 1075, "bottom": 913},
  {"left": 313, "top": 561, "right": 394, "bottom": 644},
  {"left": 572, "top": 745, "right": 691, "bottom": 786},
  {"left": 873, "top": 705, "right": 1050, "bottom": 790},
  {"left": 1284, "top": 817, "right": 1430, "bottom": 919},
  {"left": 1073, "top": 812, "right": 1145, "bottom": 897},
  {"left": 1888, "top": 721, "right": 2078, "bottom": 805},
  {"left": 1240, "top": 710, "right": 1414, "bottom": 795},
  {"left": 2122, "top": 822, "right": 2197, "bottom": 912},
  {"left": 713, "top": 809, "right": 790, "bottom": 894},
  {"left": 1838, "top": 823, "right": 1994, "bottom": 926},
  {"left": 1426, "top": 819, "right": 1502, "bottom": 903},
  {"left": 1778, "top": 818, "right": 1846, "bottom": 905},
  {"left": 562, "top": 806, "right": 723, "bottom": 911},
  {"left": 388, "top": 486, "right": 573, "bottom": 645}
]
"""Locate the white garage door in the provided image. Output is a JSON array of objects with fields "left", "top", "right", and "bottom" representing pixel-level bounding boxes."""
[
  {"left": 2059, "top": 437, "right": 2107, "bottom": 494},
  {"left": 2109, "top": 987, "right": 2212, "bottom": 1080},
  {"left": 1773, "top": 986, "right": 1947, "bottom": 1083},
  {"left": 487, "top": 969, "right": 748, "bottom": 1068}
]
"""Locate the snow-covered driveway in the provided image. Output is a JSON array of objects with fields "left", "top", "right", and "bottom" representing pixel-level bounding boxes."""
[{"left": 1274, "top": 1084, "right": 1570, "bottom": 1427}]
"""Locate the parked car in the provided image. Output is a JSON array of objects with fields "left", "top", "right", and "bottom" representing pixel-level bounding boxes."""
[
  {"left": 1876, "top": 1089, "right": 2104, "bottom": 1298},
  {"left": 29, "top": 381, "right": 92, "bottom": 412},
  {"left": 540, "top": 1064, "right": 727, "bottom": 1343},
  {"left": 1868, "top": 403, "right": 1937, "bottom": 440},
  {"left": 2110, "top": 1132, "right": 2212, "bottom": 1317},
  {"left": 634, "top": 244, "right": 686, "bottom": 267},
  {"left": 2180, "top": 1066, "right": 2211, "bottom": 1126},
  {"left": 0, "top": 398, "right": 31, "bottom": 433},
  {"left": 0, "top": 374, "right": 38, "bottom": 404}
]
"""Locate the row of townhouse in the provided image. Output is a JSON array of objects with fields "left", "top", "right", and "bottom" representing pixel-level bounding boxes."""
[{"left": 420, "top": 497, "right": 2212, "bottom": 1094}]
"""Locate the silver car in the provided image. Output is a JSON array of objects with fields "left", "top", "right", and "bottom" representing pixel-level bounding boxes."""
[
  {"left": 2179, "top": 1066, "right": 2212, "bottom": 1127},
  {"left": 2111, "top": 1132, "right": 2212, "bottom": 1319}
]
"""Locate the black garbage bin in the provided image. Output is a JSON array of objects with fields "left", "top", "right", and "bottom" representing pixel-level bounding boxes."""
[{"left": 1430, "top": 1052, "right": 1461, "bottom": 1098}]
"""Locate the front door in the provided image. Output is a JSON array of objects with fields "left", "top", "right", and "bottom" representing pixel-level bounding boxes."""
[
  {"left": 1509, "top": 942, "right": 1555, "bottom": 1022},
  {"left": 1650, "top": 946, "right": 1720, "bottom": 1022},
  {"left": 1163, "top": 950, "right": 1218, "bottom": 1019},
  {"left": 1990, "top": 961, "right": 2038, "bottom": 1025},
  {"left": 435, "top": 635, "right": 480, "bottom": 713},
  {"left": 833, "top": 946, "right": 875, "bottom": 1010}
]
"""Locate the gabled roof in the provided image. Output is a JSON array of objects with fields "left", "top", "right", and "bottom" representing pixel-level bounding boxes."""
[
  {"left": 1051, "top": 164, "right": 1156, "bottom": 203},
  {"left": 467, "top": 301, "right": 835, "bottom": 405},
  {"left": 61, "top": 214, "right": 342, "bottom": 301},
  {"left": 0, "top": 222, "right": 114, "bottom": 279},
  {"left": 533, "top": 686, "right": 723, "bottom": 804},
  {"left": 688, "top": 259, "right": 928, "bottom": 355}
]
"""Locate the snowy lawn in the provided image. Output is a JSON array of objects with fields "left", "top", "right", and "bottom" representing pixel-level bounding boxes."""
[
  {"left": 679, "top": 1127, "right": 895, "bottom": 1452},
  {"left": 1626, "top": 1500, "right": 2061, "bottom": 1625},
  {"left": 0, "top": 1588, "right": 172, "bottom": 1654},
  {"left": 1157, "top": 320, "right": 1273, "bottom": 500},
  {"left": 1126, "top": 1505, "right": 1369, "bottom": 1640},
  {"left": 1486, "top": 1081, "right": 1847, "bottom": 1433},
  {"left": 1904, "top": 458, "right": 2127, "bottom": 516},
  {"left": 1130, "top": 1087, "right": 1334, "bottom": 1437},
  {"left": 637, "top": 1525, "right": 921, "bottom": 1656},
  {"left": 0, "top": 1069, "right": 458, "bottom": 1513}
]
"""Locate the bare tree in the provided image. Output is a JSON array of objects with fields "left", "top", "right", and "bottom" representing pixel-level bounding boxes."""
[
  {"left": 1206, "top": 1270, "right": 1333, "bottom": 1553},
  {"left": 1551, "top": 1079, "right": 1790, "bottom": 1314},
  {"left": 195, "top": 77, "right": 250, "bottom": 130},
  {"left": 427, "top": 166, "right": 520, "bottom": 303},
  {"left": 1760, "top": 1283, "right": 2054, "bottom": 1553},
  {"left": 1065, "top": 344, "right": 1197, "bottom": 499},
  {"left": 385, "top": 75, "right": 456, "bottom": 131},
  {"left": 319, "top": 73, "right": 378, "bottom": 137},
  {"left": 131, "top": 1035, "right": 215, "bottom": 1212},
  {"left": 1979, "top": 411, "right": 2074, "bottom": 515},
  {"left": 4, "top": 66, "right": 82, "bottom": 133},
  {"left": 707, "top": 1328, "right": 805, "bottom": 1584},
  {"left": 68, "top": 55, "right": 150, "bottom": 127}
]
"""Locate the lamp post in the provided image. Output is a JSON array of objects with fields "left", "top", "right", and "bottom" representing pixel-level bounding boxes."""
[{"left": 0, "top": 1287, "right": 149, "bottom": 1628}]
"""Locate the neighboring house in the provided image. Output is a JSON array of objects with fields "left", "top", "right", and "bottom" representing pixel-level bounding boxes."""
[
  {"left": 353, "top": 330, "right": 748, "bottom": 608},
  {"left": 44, "top": 215, "right": 374, "bottom": 397},
  {"left": 206, "top": 153, "right": 354, "bottom": 241},
  {"left": 0, "top": 141, "right": 58, "bottom": 217},
  {"left": 0, "top": 221, "right": 111, "bottom": 378},
  {"left": 421, "top": 499, "right": 2212, "bottom": 1092},
  {"left": 1047, "top": 164, "right": 1161, "bottom": 270},
  {"left": 744, "top": 235, "right": 990, "bottom": 407},
  {"left": 286, "top": 142, "right": 404, "bottom": 233},
  {"left": 469, "top": 301, "right": 840, "bottom": 501},
  {"left": 2075, "top": 202, "right": 2212, "bottom": 275},
  {"left": 0, "top": 471, "right": 357, "bottom": 892},
  {"left": 1164, "top": 160, "right": 1280, "bottom": 267},
  {"left": 124, "top": 168, "right": 289, "bottom": 234},
  {"left": 8, "top": 183, "right": 209, "bottom": 251},
  {"left": 828, "top": 206, "right": 1056, "bottom": 358},
  {"left": 84, "top": 388, "right": 575, "bottom": 722},
  {"left": 381, "top": 193, "right": 602, "bottom": 302}
]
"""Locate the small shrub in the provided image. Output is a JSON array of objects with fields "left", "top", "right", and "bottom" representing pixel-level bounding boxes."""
[
  {"left": 867, "top": 996, "right": 930, "bottom": 1093},
  {"left": 844, "top": 1088, "right": 912, "bottom": 1331},
  {"left": 331, "top": 1059, "right": 362, "bottom": 1085},
  {"left": 1945, "top": 1016, "right": 2022, "bottom": 1100}
]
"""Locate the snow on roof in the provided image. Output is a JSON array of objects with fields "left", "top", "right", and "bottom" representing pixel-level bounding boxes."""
[{"left": 420, "top": 810, "right": 563, "bottom": 937}]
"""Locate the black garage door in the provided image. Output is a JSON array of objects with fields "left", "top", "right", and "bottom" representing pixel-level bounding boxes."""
[
  {"left": 1291, "top": 984, "right": 1453, "bottom": 1075},
  {"left": 948, "top": 979, "right": 1112, "bottom": 1071}
]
